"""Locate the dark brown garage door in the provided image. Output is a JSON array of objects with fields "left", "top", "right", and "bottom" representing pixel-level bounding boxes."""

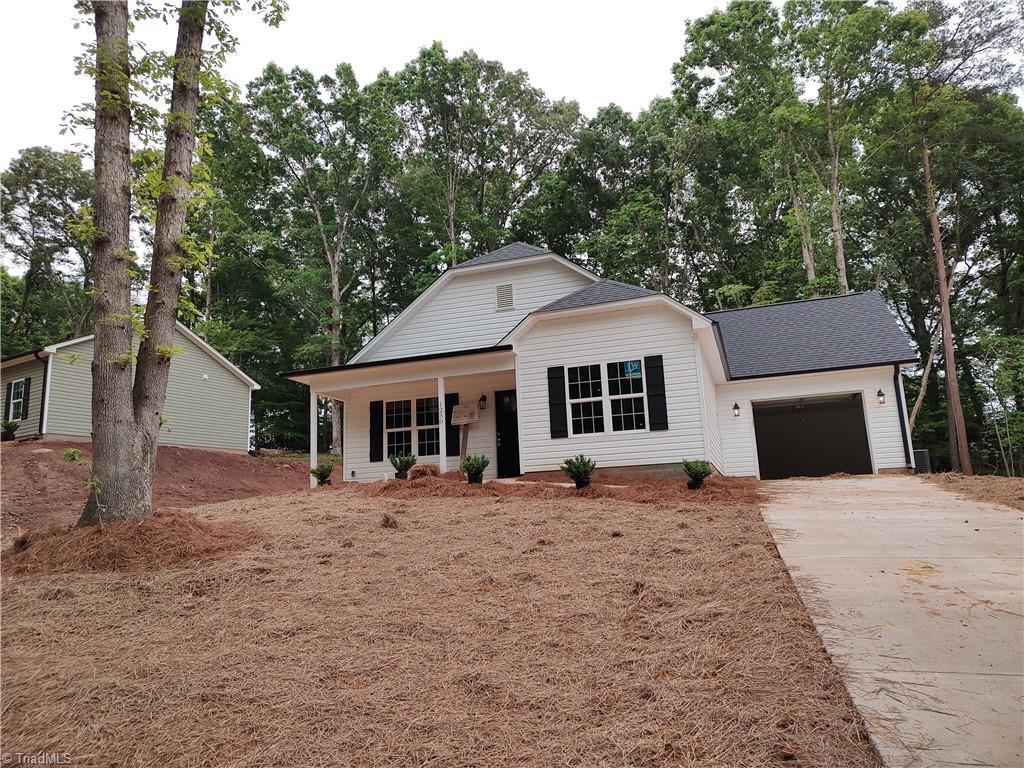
[{"left": 752, "top": 393, "right": 873, "bottom": 480}]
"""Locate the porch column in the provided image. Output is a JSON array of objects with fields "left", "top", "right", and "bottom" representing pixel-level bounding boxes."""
[
  {"left": 309, "top": 390, "right": 318, "bottom": 488},
  {"left": 437, "top": 376, "right": 447, "bottom": 473}
]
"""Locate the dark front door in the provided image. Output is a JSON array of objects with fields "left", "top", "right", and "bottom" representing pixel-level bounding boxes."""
[
  {"left": 494, "top": 389, "right": 521, "bottom": 478},
  {"left": 752, "top": 393, "right": 873, "bottom": 479}
]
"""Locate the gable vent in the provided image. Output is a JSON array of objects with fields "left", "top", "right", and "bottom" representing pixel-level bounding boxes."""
[{"left": 495, "top": 283, "right": 514, "bottom": 310}]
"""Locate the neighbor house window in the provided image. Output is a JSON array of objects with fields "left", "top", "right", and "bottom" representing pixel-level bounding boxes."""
[
  {"left": 607, "top": 360, "right": 646, "bottom": 431},
  {"left": 568, "top": 364, "right": 605, "bottom": 434},
  {"left": 416, "top": 397, "right": 440, "bottom": 455},
  {"left": 385, "top": 399, "right": 412, "bottom": 457},
  {"left": 8, "top": 378, "right": 26, "bottom": 421}
]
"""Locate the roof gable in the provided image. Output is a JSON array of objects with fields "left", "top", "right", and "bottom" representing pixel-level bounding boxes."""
[
  {"left": 709, "top": 291, "right": 917, "bottom": 379},
  {"left": 453, "top": 242, "right": 553, "bottom": 269},
  {"left": 0, "top": 322, "right": 259, "bottom": 389},
  {"left": 536, "top": 279, "right": 657, "bottom": 312}
]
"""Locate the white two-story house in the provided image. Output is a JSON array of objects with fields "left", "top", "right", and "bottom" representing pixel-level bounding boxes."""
[{"left": 283, "top": 243, "right": 918, "bottom": 484}]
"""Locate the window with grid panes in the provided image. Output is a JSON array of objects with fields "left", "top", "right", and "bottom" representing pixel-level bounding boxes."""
[
  {"left": 416, "top": 397, "right": 440, "bottom": 455},
  {"left": 607, "top": 360, "right": 646, "bottom": 431},
  {"left": 567, "top": 364, "right": 604, "bottom": 434},
  {"left": 385, "top": 400, "right": 412, "bottom": 456}
]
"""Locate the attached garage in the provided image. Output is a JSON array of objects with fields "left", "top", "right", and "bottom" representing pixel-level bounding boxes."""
[{"left": 752, "top": 394, "right": 873, "bottom": 479}]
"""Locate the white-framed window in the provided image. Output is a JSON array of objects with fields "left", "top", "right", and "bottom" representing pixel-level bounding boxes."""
[
  {"left": 567, "top": 359, "right": 648, "bottom": 435},
  {"left": 607, "top": 360, "right": 647, "bottom": 431},
  {"left": 8, "top": 378, "right": 26, "bottom": 421},
  {"left": 567, "top": 364, "right": 605, "bottom": 434},
  {"left": 385, "top": 399, "right": 412, "bottom": 457},
  {"left": 495, "top": 283, "right": 514, "bottom": 310},
  {"left": 416, "top": 397, "right": 440, "bottom": 455}
]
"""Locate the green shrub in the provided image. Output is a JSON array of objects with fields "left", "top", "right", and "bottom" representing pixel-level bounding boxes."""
[
  {"left": 310, "top": 461, "right": 336, "bottom": 485},
  {"left": 461, "top": 454, "right": 490, "bottom": 475},
  {"left": 63, "top": 447, "right": 88, "bottom": 467},
  {"left": 682, "top": 459, "right": 713, "bottom": 484},
  {"left": 560, "top": 454, "right": 596, "bottom": 482},
  {"left": 1, "top": 420, "right": 19, "bottom": 439},
  {"left": 389, "top": 454, "right": 417, "bottom": 472}
]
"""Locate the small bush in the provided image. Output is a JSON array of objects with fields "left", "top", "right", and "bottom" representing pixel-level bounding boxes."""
[
  {"left": 310, "top": 462, "right": 336, "bottom": 486},
  {"left": 63, "top": 447, "right": 87, "bottom": 466},
  {"left": 381, "top": 513, "right": 399, "bottom": 529},
  {"left": 682, "top": 459, "right": 713, "bottom": 485},
  {"left": 462, "top": 455, "right": 490, "bottom": 476},
  {"left": 1, "top": 420, "right": 19, "bottom": 440},
  {"left": 389, "top": 454, "right": 417, "bottom": 472},
  {"left": 560, "top": 454, "right": 596, "bottom": 483}
]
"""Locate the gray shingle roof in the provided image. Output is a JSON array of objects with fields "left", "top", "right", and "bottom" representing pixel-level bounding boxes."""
[
  {"left": 454, "top": 242, "right": 553, "bottom": 269},
  {"left": 708, "top": 291, "right": 918, "bottom": 379},
  {"left": 537, "top": 279, "right": 657, "bottom": 312}
]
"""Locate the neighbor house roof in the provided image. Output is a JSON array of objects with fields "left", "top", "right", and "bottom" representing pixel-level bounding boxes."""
[
  {"left": 0, "top": 322, "right": 260, "bottom": 389},
  {"left": 453, "top": 242, "right": 553, "bottom": 269},
  {"left": 708, "top": 291, "right": 918, "bottom": 379},
  {"left": 536, "top": 279, "right": 658, "bottom": 312}
]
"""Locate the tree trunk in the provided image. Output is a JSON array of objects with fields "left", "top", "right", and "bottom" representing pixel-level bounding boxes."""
[
  {"left": 828, "top": 148, "right": 848, "bottom": 293},
  {"left": 80, "top": 0, "right": 210, "bottom": 526},
  {"left": 909, "top": 334, "right": 940, "bottom": 432},
  {"left": 327, "top": 256, "right": 343, "bottom": 453},
  {"left": 922, "top": 139, "right": 972, "bottom": 475},
  {"left": 80, "top": 0, "right": 143, "bottom": 526},
  {"left": 794, "top": 188, "right": 817, "bottom": 293}
]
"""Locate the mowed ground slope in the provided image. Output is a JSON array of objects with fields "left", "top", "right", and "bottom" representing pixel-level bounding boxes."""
[
  {"left": 0, "top": 440, "right": 314, "bottom": 544},
  {"left": 1, "top": 480, "right": 881, "bottom": 767}
]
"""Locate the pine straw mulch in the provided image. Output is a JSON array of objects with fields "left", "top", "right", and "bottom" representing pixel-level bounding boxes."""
[
  {"left": 357, "top": 474, "right": 766, "bottom": 506},
  {"left": 1, "top": 484, "right": 879, "bottom": 767},
  {"left": 2, "top": 510, "right": 264, "bottom": 576},
  {"left": 923, "top": 472, "right": 1024, "bottom": 513}
]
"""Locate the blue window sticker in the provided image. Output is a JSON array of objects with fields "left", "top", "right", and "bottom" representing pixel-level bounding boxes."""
[{"left": 624, "top": 360, "right": 642, "bottom": 377}]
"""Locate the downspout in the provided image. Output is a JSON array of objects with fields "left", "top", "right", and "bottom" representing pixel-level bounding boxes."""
[
  {"left": 33, "top": 351, "right": 49, "bottom": 436},
  {"left": 894, "top": 364, "right": 912, "bottom": 469}
]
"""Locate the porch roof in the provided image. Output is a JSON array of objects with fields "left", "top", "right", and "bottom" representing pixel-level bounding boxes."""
[{"left": 281, "top": 344, "right": 515, "bottom": 392}]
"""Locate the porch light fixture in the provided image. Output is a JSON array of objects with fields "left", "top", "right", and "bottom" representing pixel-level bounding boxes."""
[
  {"left": 876, "top": 389, "right": 886, "bottom": 405},
  {"left": 732, "top": 402, "right": 740, "bottom": 417},
  {"left": 478, "top": 394, "right": 487, "bottom": 411}
]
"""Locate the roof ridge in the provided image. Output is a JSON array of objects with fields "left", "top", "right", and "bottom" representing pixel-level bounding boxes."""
[{"left": 705, "top": 290, "right": 873, "bottom": 315}]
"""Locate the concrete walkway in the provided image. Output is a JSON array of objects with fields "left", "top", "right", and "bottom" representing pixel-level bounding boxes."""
[{"left": 763, "top": 476, "right": 1023, "bottom": 768}]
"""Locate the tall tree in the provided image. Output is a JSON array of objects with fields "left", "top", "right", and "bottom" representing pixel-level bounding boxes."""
[
  {"left": 1, "top": 147, "right": 94, "bottom": 346},
  {"left": 79, "top": 0, "right": 284, "bottom": 526}
]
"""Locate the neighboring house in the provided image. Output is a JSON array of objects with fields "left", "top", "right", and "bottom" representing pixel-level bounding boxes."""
[
  {"left": 283, "top": 243, "right": 918, "bottom": 484},
  {"left": 1, "top": 322, "right": 260, "bottom": 452}
]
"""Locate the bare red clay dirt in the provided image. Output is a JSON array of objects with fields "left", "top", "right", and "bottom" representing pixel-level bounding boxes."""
[{"left": 0, "top": 440, "right": 317, "bottom": 543}]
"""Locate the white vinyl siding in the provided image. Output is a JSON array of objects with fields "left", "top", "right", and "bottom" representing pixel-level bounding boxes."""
[
  {"left": 716, "top": 366, "right": 911, "bottom": 477},
  {"left": 696, "top": 347, "right": 723, "bottom": 472},
  {"left": 516, "top": 303, "right": 705, "bottom": 473},
  {"left": 341, "top": 371, "right": 516, "bottom": 482},
  {"left": 45, "top": 328, "right": 252, "bottom": 451},
  {"left": 0, "top": 359, "right": 45, "bottom": 438},
  {"left": 362, "top": 260, "right": 593, "bottom": 363}
]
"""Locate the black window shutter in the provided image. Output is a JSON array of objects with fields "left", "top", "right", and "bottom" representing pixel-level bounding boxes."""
[
  {"left": 21, "top": 379, "right": 31, "bottom": 422},
  {"left": 445, "top": 393, "right": 460, "bottom": 456},
  {"left": 4, "top": 382, "right": 11, "bottom": 421},
  {"left": 644, "top": 355, "right": 669, "bottom": 431},
  {"left": 369, "top": 400, "right": 384, "bottom": 462},
  {"left": 547, "top": 366, "right": 568, "bottom": 438}
]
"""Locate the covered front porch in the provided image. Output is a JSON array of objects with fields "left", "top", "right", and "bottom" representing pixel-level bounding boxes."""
[{"left": 283, "top": 347, "right": 519, "bottom": 485}]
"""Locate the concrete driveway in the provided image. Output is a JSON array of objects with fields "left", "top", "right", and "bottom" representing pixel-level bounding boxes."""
[{"left": 763, "top": 475, "right": 1023, "bottom": 768}]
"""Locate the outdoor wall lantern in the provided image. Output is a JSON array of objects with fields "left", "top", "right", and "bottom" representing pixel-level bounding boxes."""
[
  {"left": 876, "top": 389, "right": 886, "bottom": 405},
  {"left": 478, "top": 394, "right": 487, "bottom": 411},
  {"left": 732, "top": 402, "right": 741, "bottom": 417}
]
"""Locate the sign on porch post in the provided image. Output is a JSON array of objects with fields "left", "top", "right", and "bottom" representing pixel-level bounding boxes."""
[{"left": 451, "top": 403, "right": 479, "bottom": 462}]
